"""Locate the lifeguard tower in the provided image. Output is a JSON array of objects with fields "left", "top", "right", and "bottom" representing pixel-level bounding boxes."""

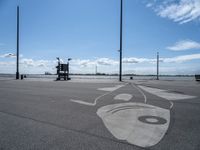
[{"left": 56, "top": 57, "right": 71, "bottom": 80}]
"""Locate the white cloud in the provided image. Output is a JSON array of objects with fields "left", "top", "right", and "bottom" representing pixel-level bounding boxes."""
[
  {"left": 96, "top": 58, "right": 118, "bottom": 66},
  {"left": 0, "top": 61, "right": 15, "bottom": 66},
  {"left": 167, "top": 40, "right": 200, "bottom": 51},
  {"left": 72, "top": 54, "right": 200, "bottom": 68},
  {"left": 122, "top": 57, "right": 156, "bottom": 64},
  {"left": 1, "top": 54, "right": 200, "bottom": 74},
  {"left": 121, "top": 53, "right": 200, "bottom": 64},
  {"left": 0, "top": 53, "right": 16, "bottom": 58},
  {"left": 71, "top": 59, "right": 95, "bottom": 67},
  {"left": 147, "top": 0, "right": 200, "bottom": 24},
  {"left": 20, "top": 58, "right": 50, "bottom": 68},
  {"left": 163, "top": 53, "right": 200, "bottom": 63},
  {"left": 71, "top": 58, "right": 118, "bottom": 67},
  {"left": 146, "top": 3, "right": 153, "bottom": 8},
  {"left": 122, "top": 57, "right": 139, "bottom": 63}
]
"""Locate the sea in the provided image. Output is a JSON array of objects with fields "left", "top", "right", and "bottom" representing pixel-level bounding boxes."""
[{"left": 0, "top": 74, "right": 196, "bottom": 81}]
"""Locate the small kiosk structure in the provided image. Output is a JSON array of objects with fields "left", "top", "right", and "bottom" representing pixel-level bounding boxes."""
[
  {"left": 56, "top": 57, "right": 71, "bottom": 80},
  {"left": 195, "top": 74, "right": 200, "bottom": 81}
]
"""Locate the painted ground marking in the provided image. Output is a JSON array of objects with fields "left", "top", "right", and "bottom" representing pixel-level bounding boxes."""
[
  {"left": 70, "top": 83, "right": 173, "bottom": 148},
  {"left": 114, "top": 93, "right": 133, "bottom": 101},
  {"left": 70, "top": 84, "right": 128, "bottom": 106},
  {"left": 131, "top": 83, "right": 147, "bottom": 103},
  {"left": 98, "top": 85, "right": 125, "bottom": 92},
  {"left": 138, "top": 85, "right": 196, "bottom": 101},
  {"left": 97, "top": 102, "right": 170, "bottom": 148}
]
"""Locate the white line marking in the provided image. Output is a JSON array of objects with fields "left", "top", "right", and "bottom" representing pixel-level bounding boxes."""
[
  {"left": 97, "top": 102, "right": 170, "bottom": 148},
  {"left": 98, "top": 85, "right": 125, "bottom": 92},
  {"left": 170, "top": 101, "right": 174, "bottom": 109},
  {"left": 138, "top": 85, "right": 196, "bottom": 101},
  {"left": 69, "top": 99, "right": 96, "bottom": 106},
  {"left": 146, "top": 118, "right": 158, "bottom": 123},
  {"left": 114, "top": 94, "right": 133, "bottom": 101},
  {"left": 131, "top": 83, "right": 147, "bottom": 103},
  {"left": 70, "top": 83, "right": 128, "bottom": 106}
]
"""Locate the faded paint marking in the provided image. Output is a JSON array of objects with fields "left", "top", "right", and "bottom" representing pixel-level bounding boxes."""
[
  {"left": 138, "top": 85, "right": 196, "bottom": 101},
  {"left": 131, "top": 83, "right": 147, "bottom": 103},
  {"left": 114, "top": 94, "right": 133, "bottom": 101},
  {"left": 98, "top": 85, "right": 125, "bottom": 92},
  {"left": 97, "top": 102, "right": 170, "bottom": 148},
  {"left": 70, "top": 83, "right": 128, "bottom": 106}
]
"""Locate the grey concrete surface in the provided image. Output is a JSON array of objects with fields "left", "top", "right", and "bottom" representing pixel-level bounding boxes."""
[{"left": 0, "top": 79, "right": 200, "bottom": 150}]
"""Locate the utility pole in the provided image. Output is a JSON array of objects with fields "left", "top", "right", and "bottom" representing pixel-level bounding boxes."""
[
  {"left": 157, "top": 52, "right": 159, "bottom": 80},
  {"left": 16, "top": 6, "right": 20, "bottom": 79},
  {"left": 119, "top": 0, "right": 123, "bottom": 81}
]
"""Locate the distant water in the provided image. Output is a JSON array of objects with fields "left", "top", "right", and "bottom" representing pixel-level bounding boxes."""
[{"left": 0, "top": 74, "right": 196, "bottom": 81}]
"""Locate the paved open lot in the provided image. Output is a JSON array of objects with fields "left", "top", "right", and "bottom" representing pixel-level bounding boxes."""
[{"left": 0, "top": 78, "right": 200, "bottom": 150}]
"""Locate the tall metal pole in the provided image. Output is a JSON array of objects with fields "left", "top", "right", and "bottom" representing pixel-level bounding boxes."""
[
  {"left": 119, "top": 0, "right": 123, "bottom": 81},
  {"left": 157, "top": 52, "right": 159, "bottom": 80},
  {"left": 16, "top": 6, "right": 19, "bottom": 79},
  {"left": 67, "top": 58, "right": 72, "bottom": 80}
]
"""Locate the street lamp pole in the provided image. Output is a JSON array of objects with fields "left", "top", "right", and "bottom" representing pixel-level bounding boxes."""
[
  {"left": 119, "top": 0, "right": 123, "bottom": 81},
  {"left": 67, "top": 58, "right": 72, "bottom": 80},
  {"left": 157, "top": 52, "right": 159, "bottom": 80},
  {"left": 16, "top": 6, "right": 20, "bottom": 79}
]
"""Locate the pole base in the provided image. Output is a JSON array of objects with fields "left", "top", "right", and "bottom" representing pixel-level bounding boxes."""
[{"left": 16, "top": 72, "right": 19, "bottom": 79}]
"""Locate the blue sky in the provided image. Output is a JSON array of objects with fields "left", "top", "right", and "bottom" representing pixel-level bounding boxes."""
[{"left": 0, "top": 0, "right": 200, "bottom": 74}]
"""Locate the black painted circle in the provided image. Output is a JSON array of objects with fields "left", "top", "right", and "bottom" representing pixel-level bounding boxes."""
[{"left": 138, "top": 116, "right": 167, "bottom": 125}]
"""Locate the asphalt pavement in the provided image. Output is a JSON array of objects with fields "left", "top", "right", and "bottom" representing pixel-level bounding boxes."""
[{"left": 0, "top": 78, "right": 200, "bottom": 150}]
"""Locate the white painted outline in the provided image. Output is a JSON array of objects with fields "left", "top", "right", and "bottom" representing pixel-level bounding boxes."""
[
  {"left": 98, "top": 85, "right": 125, "bottom": 92},
  {"left": 70, "top": 83, "right": 128, "bottom": 106},
  {"left": 97, "top": 102, "right": 170, "bottom": 148},
  {"left": 131, "top": 83, "right": 147, "bottom": 103},
  {"left": 132, "top": 84, "right": 174, "bottom": 110},
  {"left": 169, "top": 101, "right": 174, "bottom": 109},
  {"left": 137, "top": 85, "right": 196, "bottom": 110},
  {"left": 70, "top": 82, "right": 175, "bottom": 147},
  {"left": 114, "top": 93, "right": 133, "bottom": 101},
  {"left": 145, "top": 118, "right": 159, "bottom": 123},
  {"left": 137, "top": 85, "right": 174, "bottom": 110}
]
